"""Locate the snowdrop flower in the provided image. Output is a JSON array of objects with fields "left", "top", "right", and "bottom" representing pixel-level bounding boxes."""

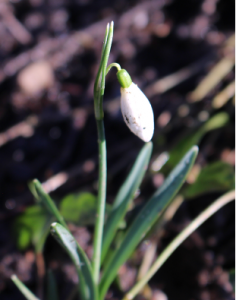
[{"left": 117, "top": 69, "right": 154, "bottom": 142}]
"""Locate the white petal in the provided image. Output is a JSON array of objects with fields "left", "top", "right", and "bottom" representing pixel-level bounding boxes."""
[{"left": 120, "top": 83, "right": 154, "bottom": 142}]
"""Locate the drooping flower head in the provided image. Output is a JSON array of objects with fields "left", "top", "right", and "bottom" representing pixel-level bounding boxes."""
[{"left": 117, "top": 69, "right": 154, "bottom": 142}]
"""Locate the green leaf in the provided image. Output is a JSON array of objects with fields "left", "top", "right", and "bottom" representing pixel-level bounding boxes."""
[
  {"left": 184, "top": 161, "right": 235, "bottom": 198},
  {"left": 11, "top": 275, "right": 40, "bottom": 300},
  {"left": 32, "top": 179, "right": 68, "bottom": 229},
  {"left": 229, "top": 269, "right": 235, "bottom": 292},
  {"left": 94, "top": 22, "right": 113, "bottom": 120},
  {"left": 13, "top": 205, "right": 53, "bottom": 252},
  {"left": 166, "top": 112, "right": 229, "bottom": 168},
  {"left": 60, "top": 192, "right": 104, "bottom": 226},
  {"left": 28, "top": 181, "right": 39, "bottom": 200},
  {"left": 46, "top": 270, "right": 59, "bottom": 300},
  {"left": 101, "top": 142, "right": 153, "bottom": 263},
  {"left": 99, "top": 146, "right": 198, "bottom": 300},
  {"left": 60, "top": 192, "right": 112, "bottom": 226},
  {"left": 50, "top": 222, "right": 98, "bottom": 300},
  {"left": 201, "top": 112, "right": 229, "bottom": 132}
]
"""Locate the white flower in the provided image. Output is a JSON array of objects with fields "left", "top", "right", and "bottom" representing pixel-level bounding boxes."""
[{"left": 120, "top": 82, "right": 154, "bottom": 142}]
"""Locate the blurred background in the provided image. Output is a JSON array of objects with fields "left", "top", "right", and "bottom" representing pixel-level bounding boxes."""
[{"left": 0, "top": 0, "right": 235, "bottom": 299}]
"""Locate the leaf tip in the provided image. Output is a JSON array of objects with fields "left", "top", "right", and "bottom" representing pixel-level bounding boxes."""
[
  {"left": 192, "top": 145, "right": 199, "bottom": 154},
  {"left": 51, "top": 222, "right": 57, "bottom": 228},
  {"left": 32, "top": 179, "right": 41, "bottom": 191},
  {"left": 50, "top": 222, "right": 58, "bottom": 236}
]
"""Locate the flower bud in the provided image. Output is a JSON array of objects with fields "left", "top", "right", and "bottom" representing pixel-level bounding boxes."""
[{"left": 117, "top": 70, "right": 154, "bottom": 142}]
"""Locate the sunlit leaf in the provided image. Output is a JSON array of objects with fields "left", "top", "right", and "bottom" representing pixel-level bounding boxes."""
[
  {"left": 99, "top": 146, "right": 198, "bottom": 300},
  {"left": 101, "top": 142, "right": 153, "bottom": 263},
  {"left": 50, "top": 223, "right": 98, "bottom": 300},
  {"left": 32, "top": 179, "right": 68, "bottom": 229},
  {"left": 184, "top": 161, "right": 235, "bottom": 198},
  {"left": 166, "top": 112, "right": 229, "bottom": 168}
]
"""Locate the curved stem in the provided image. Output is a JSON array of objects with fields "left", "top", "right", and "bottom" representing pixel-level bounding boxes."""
[
  {"left": 123, "top": 190, "right": 235, "bottom": 300},
  {"left": 106, "top": 63, "right": 121, "bottom": 75}
]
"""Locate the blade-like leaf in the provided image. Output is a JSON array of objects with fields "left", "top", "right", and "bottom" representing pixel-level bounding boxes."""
[
  {"left": 50, "top": 222, "right": 98, "bottom": 300},
  {"left": 99, "top": 146, "right": 198, "bottom": 300},
  {"left": 183, "top": 161, "right": 235, "bottom": 198},
  {"left": 11, "top": 275, "right": 40, "bottom": 300},
  {"left": 166, "top": 112, "right": 228, "bottom": 168},
  {"left": 32, "top": 179, "right": 68, "bottom": 229},
  {"left": 101, "top": 142, "right": 153, "bottom": 263},
  {"left": 123, "top": 190, "right": 235, "bottom": 300},
  {"left": 46, "top": 270, "right": 59, "bottom": 300},
  {"left": 229, "top": 269, "right": 235, "bottom": 292}
]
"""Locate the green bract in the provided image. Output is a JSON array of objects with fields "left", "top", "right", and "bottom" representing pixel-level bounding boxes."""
[{"left": 116, "top": 69, "right": 132, "bottom": 88}]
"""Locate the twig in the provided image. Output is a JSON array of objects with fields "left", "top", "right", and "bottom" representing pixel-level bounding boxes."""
[
  {"left": 145, "top": 57, "right": 210, "bottom": 97},
  {"left": 189, "top": 57, "right": 235, "bottom": 102},
  {"left": 212, "top": 80, "right": 235, "bottom": 109},
  {"left": 0, "top": 3, "right": 32, "bottom": 44}
]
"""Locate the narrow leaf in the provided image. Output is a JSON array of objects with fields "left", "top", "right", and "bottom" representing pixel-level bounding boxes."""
[
  {"left": 11, "top": 275, "right": 40, "bottom": 300},
  {"left": 123, "top": 190, "right": 235, "bottom": 300},
  {"left": 229, "top": 269, "right": 235, "bottom": 292},
  {"left": 46, "top": 270, "right": 59, "bottom": 300},
  {"left": 101, "top": 142, "right": 153, "bottom": 263},
  {"left": 99, "top": 146, "right": 198, "bottom": 300},
  {"left": 32, "top": 179, "right": 68, "bottom": 229},
  {"left": 184, "top": 161, "right": 235, "bottom": 198},
  {"left": 50, "top": 222, "right": 98, "bottom": 300},
  {"left": 166, "top": 112, "right": 228, "bottom": 168}
]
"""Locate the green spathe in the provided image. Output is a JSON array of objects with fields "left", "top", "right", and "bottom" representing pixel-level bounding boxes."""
[{"left": 117, "top": 69, "right": 132, "bottom": 88}]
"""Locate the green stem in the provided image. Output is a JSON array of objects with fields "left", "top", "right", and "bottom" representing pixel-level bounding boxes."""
[
  {"left": 123, "top": 190, "right": 235, "bottom": 300},
  {"left": 92, "top": 21, "right": 113, "bottom": 284},
  {"left": 106, "top": 63, "right": 121, "bottom": 75},
  {"left": 92, "top": 119, "right": 107, "bottom": 283}
]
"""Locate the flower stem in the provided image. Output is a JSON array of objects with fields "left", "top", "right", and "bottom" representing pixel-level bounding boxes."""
[
  {"left": 92, "top": 22, "right": 113, "bottom": 284},
  {"left": 106, "top": 63, "right": 121, "bottom": 75},
  {"left": 123, "top": 190, "right": 235, "bottom": 300},
  {"left": 93, "top": 119, "right": 107, "bottom": 283}
]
